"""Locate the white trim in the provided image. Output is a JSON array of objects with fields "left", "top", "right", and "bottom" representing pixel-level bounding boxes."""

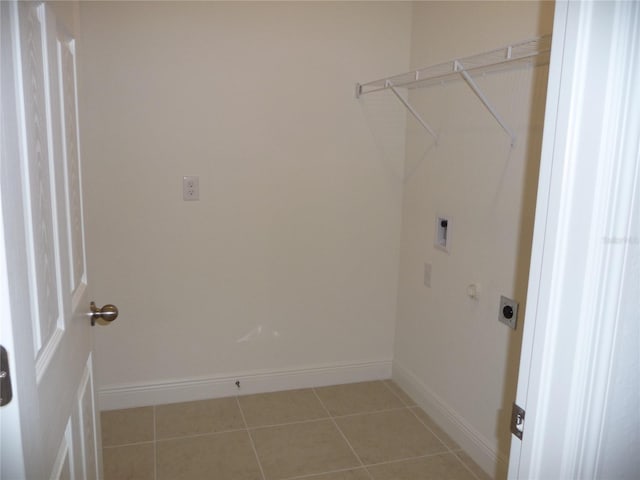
[
  {"left": 392, "top": 360, "right": 499, "bottom": 479},
  {"left": 76, "top": 362, "right": 91, "bottom": 480},
  {"left": 1, "top": 3, "right": 32, "bottom": 478},
  {"left": 98, "top": 359, "right": 392, "bottom": 411},
  {"left": 507, "top": 2, "right": 575, "bottom": 476},
  {"left": 86, "top": 353, "right": 102, "bottom": 480},
  {"left": 35, "top": 326, "right": 64, "bottom": 383},
  {"left": 49, "top": 420, "right": 73, "bottom": 480},
  {"left": 571, "top": 3, "right": 640, "bottom": 476},
  {"left": 70, "top": 279, "right": 85, "bottom": 312},
  {"left": 509, "top": 1, "right": 640, "bottom": 478}
]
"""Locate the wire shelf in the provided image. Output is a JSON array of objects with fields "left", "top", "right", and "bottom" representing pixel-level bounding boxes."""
[
  {"left": 355, "top": 35, "right": 552, "bottom": 146},
  {"left": 357, "top": 35, "right": 552, "bottom": 97}
]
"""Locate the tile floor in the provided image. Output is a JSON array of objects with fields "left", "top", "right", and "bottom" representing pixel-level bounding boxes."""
[{"left": 101, "top": 380, "right": 491, "bottom": 480}]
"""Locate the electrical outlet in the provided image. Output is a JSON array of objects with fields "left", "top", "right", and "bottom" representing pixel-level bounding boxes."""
[
  {"left": 498, "top": 295, "right": 519, "bottom": 329},
  {"left": 183, "top": 176, "right": 199, "bottom": 201}
]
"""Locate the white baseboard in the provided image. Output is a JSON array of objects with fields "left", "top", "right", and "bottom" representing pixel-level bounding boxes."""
[
  {"left": 392, "top": 360, "right": 507, "bottom": 479},
  {"left": 98, "top": 359, "right": 392, "bottom": 411}
]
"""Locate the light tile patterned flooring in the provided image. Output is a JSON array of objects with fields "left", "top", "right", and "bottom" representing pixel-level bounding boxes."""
[{"left": 101, "top": 380, "right": 491, "bottom": 480}]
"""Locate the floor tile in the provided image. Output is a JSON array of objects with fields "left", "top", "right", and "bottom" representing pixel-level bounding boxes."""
[
  {"left": 367, "top": 453, "right": 475, "bottom": 480},
  {"left": 304, "top": 469, "right": 372, "bottom": 480},
  {"left": 315, "top": 381, "right": 405, "bottom": 416},
  {"left": 156, "top": 430, "right": 262, "bottom": 480},
  {"left": 251, "top": 419, "right": 360, "bottom": 480},
  {"left": 155, "top": 396, "right": 244, "bottom": 439},
  {"left": 238, "top": 388, "right": 328, "bottom": 427},
  {"left": 335, "top": 409, "right": 447, "bottom": 464},
  {"left": 383, "top": 380, "right": 416, "bottom": 406},
  {"left": 98, "top": 382, "right": 488, "bottom": 480},
  {"left": 410, "top": 407, "right": 461, "bottom": 450},
  {"left": 455, "top": 451, "right": 493, "bottom": 480},
  {"left": 103, "top": 443, "right": 154, "bottom": 480},
  {"left": 101, "top": 407, "right": 154, "bottom": 446}
]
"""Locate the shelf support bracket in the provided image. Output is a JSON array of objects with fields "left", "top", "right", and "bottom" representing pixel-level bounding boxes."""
[
  {"left": 386, "top": 81, "right": 438, "bottom": 143},
  {"left": 454, "top": 61, "right": 516, "bottom": 146}
]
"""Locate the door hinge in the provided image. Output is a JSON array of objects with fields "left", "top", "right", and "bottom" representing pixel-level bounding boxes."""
[
  {"left": 511, "top": 402, "right": 525, "bottom": 440},
  {"left": 0, "top": 346, "right": 13, "bottom": 407}
]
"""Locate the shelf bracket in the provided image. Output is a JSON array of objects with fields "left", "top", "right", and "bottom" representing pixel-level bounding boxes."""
[
  {"left": 454, "top": 61, "right": 516, "bottom": 146},
  {"left": 386, "top": 81, "right": 438, "bottom": 143}
]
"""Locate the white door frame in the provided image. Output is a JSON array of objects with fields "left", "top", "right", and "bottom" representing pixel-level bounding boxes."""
[
  {"left": 1, "top": 2, "right": 39, "bottom": 477},
  {"left": 508, "top": 1, "right": 639, "bottom": 478}
]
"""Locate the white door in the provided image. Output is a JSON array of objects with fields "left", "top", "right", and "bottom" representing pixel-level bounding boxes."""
[
  {"left": 1, "top": 2, "right": 105, "bottom": 479},
  {"left": 508, "top": 1, "right": 639, "bottom": 478}
]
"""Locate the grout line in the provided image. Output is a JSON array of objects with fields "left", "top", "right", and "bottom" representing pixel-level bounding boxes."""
[
  {"left": 102, "top": 440, "right": 155, "bottom": 449},
  {"left": 451, "top": 450, "right": 485, "bottom": 480},
  {"left": 279, "top": 451, "right": 472, "bottom": 479},
  {"left": 154, "top": 426, "right": 248, "bottom": 443},
  {"left": 311, "top": 388, "right": 374, "bottom": 480},
  {"left": 107, "top": 407, "right": 410, "bottom": 445},
  {"left": 236, "top": 396, "right": 267, "bottom": 480},
  {"left": 247, "top": 416, "right": 333, "bottom": 431},
  {"left": 330, "top": 405, "right": 409, "bottom": 420},
  {"left": 362, "top": 450, "right": 459, "bottom": 469},
  {"left": 381, "top": 380, "right": 417, "bottom": 408},
  {"left": 407, "top": 406, "right": 455, "bottom": 454},
  {"left": 380, "top": 379, "right": 411, "bottom": 406},
  {"left": 281, "top": 465, "right": 370, "bottom": 480},
  {"left": 406, "top": 407, "right": 484, "bottom": 480},
  {"left": 245, "top": 405, "right": 411, "bottom": 430}
]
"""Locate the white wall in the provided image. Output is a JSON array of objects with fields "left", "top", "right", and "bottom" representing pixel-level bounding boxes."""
[
  {"left": 392, "top": 2, "right": 554, "bottom": 478},
  {"left": 78, "top": 2, "right": 412, "bottom": 407}
]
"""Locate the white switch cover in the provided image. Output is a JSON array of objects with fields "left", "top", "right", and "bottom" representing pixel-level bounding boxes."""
[{"left": 183, "top": 176, "right": 199, "bottom": 201}]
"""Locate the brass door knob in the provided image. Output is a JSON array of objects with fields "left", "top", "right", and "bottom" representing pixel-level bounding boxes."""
[{"left": 90, "top": 301, "right": 119, "bottom": 326}]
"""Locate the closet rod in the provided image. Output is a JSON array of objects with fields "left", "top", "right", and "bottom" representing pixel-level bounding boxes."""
[{"left": 356, "top": 35, "right": 551, "bottom": 96}]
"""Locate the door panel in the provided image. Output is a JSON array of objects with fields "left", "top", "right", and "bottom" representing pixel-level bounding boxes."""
[
  {"left": 19, "top": 0, "right": 63, "bottom": 361},
  {"left": 1, "top": 2, "right": 100, "bottom": 478},
  {"left": 50, "top": 421, "right": 74, "bottom": 480},
  {"left": 77, "top": 357, "right": 100, "bottom": 480},
  {"left": 57, "top": 27, "right": 87, "bottom": 302}
]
